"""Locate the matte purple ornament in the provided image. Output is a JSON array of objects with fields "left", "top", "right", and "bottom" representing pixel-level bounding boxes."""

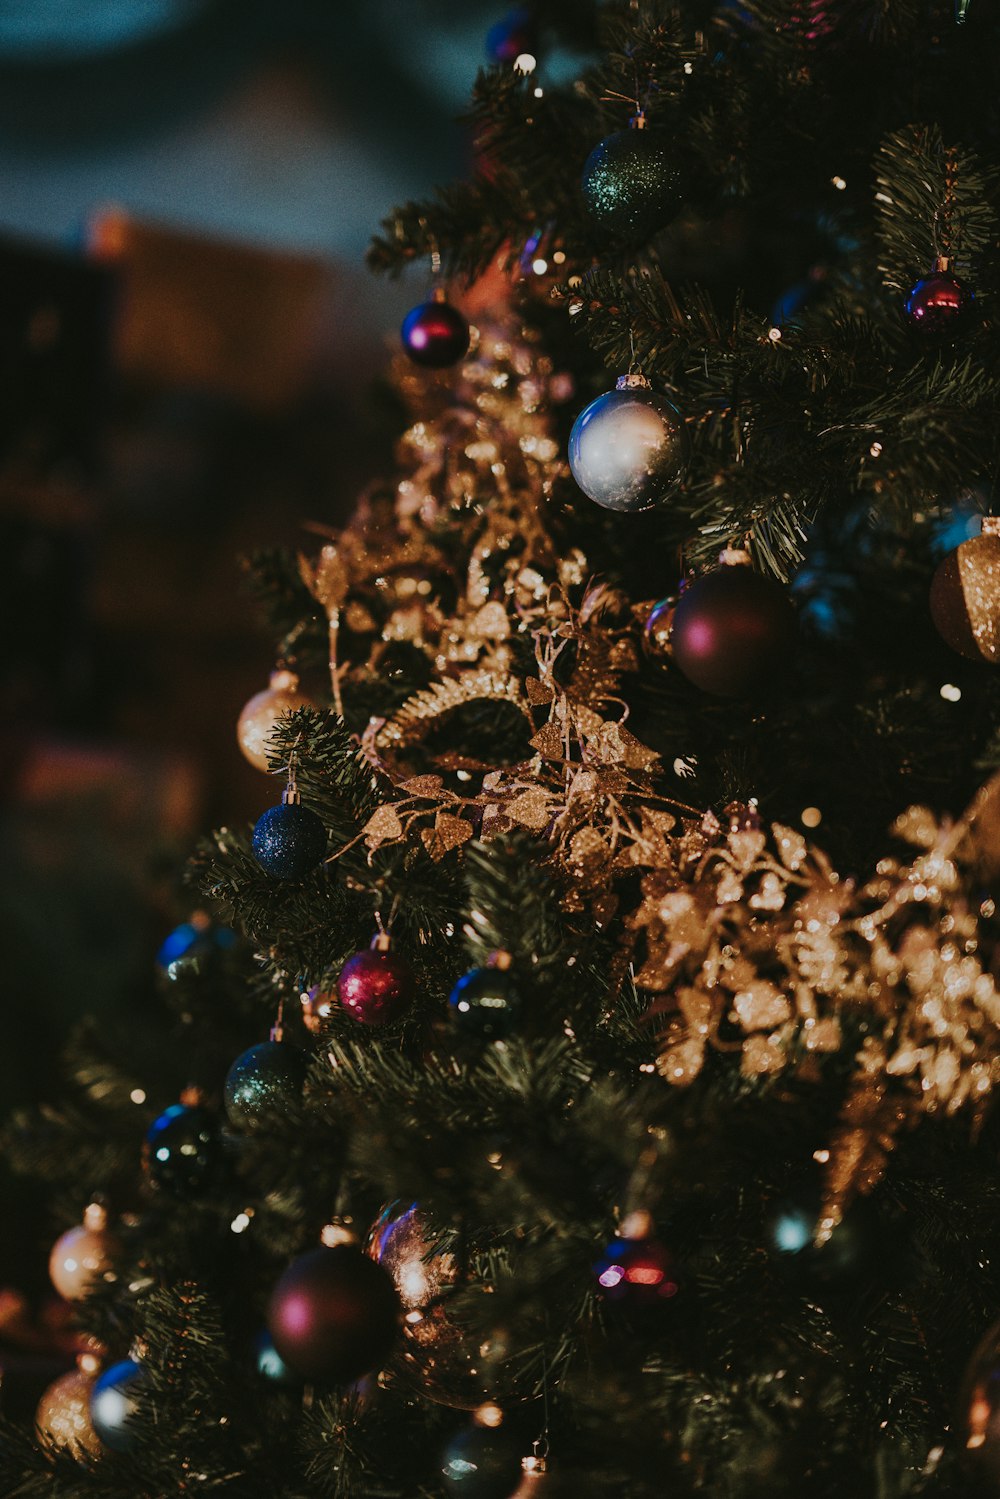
[
  {"left": 267, "top": 1244, "right": 400, "bottom": 1383},
  {"left": 671, "top": 562, "right": 796, "bottom": 696},
  {"left": 338, "top": 944, "right": 415, "bottom": 1026}
]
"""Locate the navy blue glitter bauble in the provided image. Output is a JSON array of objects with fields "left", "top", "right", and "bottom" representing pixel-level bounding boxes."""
[
  {"left": 89, "top": 1358, "right": 145, "bottom": 1453},
  {"left": 224, "top": 1040, "right": 308, "bottom": 1131},
  {"left": 252, "top": 802, "right": 328, "bottom": 880},
  {"left": 581, "top": 124, "right": 685, "bottom": 244},
  {"left": 144, "top": 1103, "right": 220, "bottom": 1198},
  {"left": 441, "top": 1424, "right": 523, "bottom": 1499},
  {"left": 448, "top": 966, "right": 521, "bottom": 1044}
]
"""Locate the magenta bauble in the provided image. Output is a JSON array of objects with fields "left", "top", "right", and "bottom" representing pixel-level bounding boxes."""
[
  {"left": 338, "top": 946, "right": 415, "bottom": 1026},
  {"left": 670, "top": 565, "right": 796, "bottom": 696},
  {"left": 267, "top": 1244, "right": 401, "bottom": 1383},
  {"left": 401, "top": 299, "right": 470, "bottom": 368}
]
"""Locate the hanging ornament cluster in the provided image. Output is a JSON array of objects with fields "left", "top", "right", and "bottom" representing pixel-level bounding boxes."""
[
  {"left": 224, "top": 1033, "right": 307, "bottom": 1131},
  {"left": 568, "top": 373, "right": 687, "bottom": 514},
  {"left": 237, "top": 669, "right": 313, "bottom": 772},
  {"left": 252, "top": 772, "right": 328, "bottom": 881},
  {"left": 669, "top": 548, "right": 797, "bottom": 695},
  {"left": 903, "top": 256, "right": 976, "bottom": 337},
  {"left": 929, "top": 517, "right": 1000, "bottom": 663},
  {"left": 89, "top": 1356, "right": 146, "bottom": 1454},
  {"left": 35, "top": 1360, "right": 101, "bottom": 1458},
  {"left": 144, "top": 1099, "right": 220, "bottom": 1199},
  {"left": 267, "top": 1242, "right": 401, "bottom": 1383},
  {"left": 401, "top": 289, "right": 470, "bottom": 368},
  {"left": 49, "top": 1202, "right": 119, "bottom": 1301},
  {"left": 338, "top": 933, "right": 416, "bottom": 1026},
  {"left": 448, "top": 955, "right": 521, "bottom": 1047},
  {"left": 581, "top": 112, "right": 686, "bottom": 244}
]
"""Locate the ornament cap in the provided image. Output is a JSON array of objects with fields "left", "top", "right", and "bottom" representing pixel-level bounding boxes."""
[
  {"left": 282, "top": 783, "right": 302, "bottom": 807},
  {"left": 372, "top": 930, "right": 393, "bottom": 954},
  {"left": 615, "top": 372, "right": 652, "bottom": 391},
  {"left": 82, "top": 1202, "right": 108, "bottom": 1233},
  {"left": 933, "top": 254, "right": 951, "bottom": 273},
  {"left": 269, "top": 668, "right": 300, "bottom": 692},
  {"left": 431, "top": 285, "right": 448, "bottom": 304},
  {"left": 629, "top": 110, "right": 648, "bottom": 131}
]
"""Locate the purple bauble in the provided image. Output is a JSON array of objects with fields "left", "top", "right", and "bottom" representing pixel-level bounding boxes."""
[
  {"left": 338, "top": 946, "right": 415, "bottom": 1026},
  {"left": 401, "top": 300, "right": 470, "bottom": 368},
  {"left": 267, "top": 1244, "right": 400, "bottom": 1383},
  {"left": 671, "top": 565, "right": 796, "bottom": 696},
  {"left": 903, "top": 268, "right": 975, "bottom": 337},
  {"left": 595, "top": 1235, "right": 682, "bottom": 1312}
]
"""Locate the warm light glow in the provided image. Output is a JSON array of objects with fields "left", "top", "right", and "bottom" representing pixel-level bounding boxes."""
[
  {"left": 130, "top": 1087, "right": 146, "bottom": 1104},
  {"left": 231, "top": 1213, "right": 251, "bottom": 1234},
  {"left": 941, "top": 683, "right": 962, "bottom": 702},
  {"left": 532, "top": 258, "right": 548, "bottom": 275},
  {"left": 475, "top": 1402, "right": 505, "bottom": 1428},
  {"left": 832, "top": 176, "right": 847, "bottom": 190},
  {"left": 801, "top": 806, "right": 822, "bottom": 828},
  {"left": 514, "top": 51, "right": 537, "bottom": 72}
]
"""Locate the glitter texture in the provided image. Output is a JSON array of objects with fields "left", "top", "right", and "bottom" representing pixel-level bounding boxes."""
[
  {"left": 251, "top": 802, "right": 328, "bottom": 880},
  {"left": 581, "top": 125, "right": 685, "bottom": 243},
  {"left": 930, "top": 525, "right": 1000, "bottom": 662},
  {"left": 224, "top": 1040, "right": 308, "bottom": 1130}
]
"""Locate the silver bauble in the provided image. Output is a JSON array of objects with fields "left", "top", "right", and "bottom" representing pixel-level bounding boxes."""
[{"left": 568, "top": 375, "right": 687, "bottom": 513}]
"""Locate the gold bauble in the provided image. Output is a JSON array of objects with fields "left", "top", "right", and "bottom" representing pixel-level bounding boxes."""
[
  {"left": 929, "top": 519, "right": 1000, "bottom": 663},
  {"left": 35, "top": 1368, "right": 101, "bottom": 1458},
  {"left": 49, "top": 1205, "right": 119, "bottom": 1301},
  {"left": 237, "top": 670, "right": 313, "bottom": 772},
  {"left": 368, "top": 1202, "right": 500, "bottom": 1409}
]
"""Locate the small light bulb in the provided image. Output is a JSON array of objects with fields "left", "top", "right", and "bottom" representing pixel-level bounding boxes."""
[
  {"left": 514, "top": 52, "right": 536, "bottom": 73},
  {"left": 532, "top": 257, "right": 548, "bottom": 275},
  {"left": 832, "top": 175, "right": 847, "bottom": 190},
  {"left": 801, "top": 806, "right": 822, "bottom": 828},
  {"left": 130, "top": 1088, "right": 146, "bottom": 1104},
  {"left": 768, "top": 326, "right": 782, "bottom": 342},
  {"left": 941, "top": 682, "right": 962, "bottom": 702}
]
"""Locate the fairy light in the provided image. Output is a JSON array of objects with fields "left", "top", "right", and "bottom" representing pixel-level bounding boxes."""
[
  {"left": 514, "top": 52, "right": 536, "bottom": 73},
  {"left": 801, "top": 806, "right": 822, "bottom": 828},
  {"left": 831, "top": 175, "right": 847, "bottom": 190},
  {"left": 130, "top": 1088, "right": 146, "bottom": 1104},
  {"left": 941, "top": 683, "right": 962, "bottom": 702}
]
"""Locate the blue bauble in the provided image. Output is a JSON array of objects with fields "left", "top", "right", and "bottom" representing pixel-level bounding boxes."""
[
  {"left": 224, "top": 1040, "right": 307, "bottom": 1131},
  {"left": 441, "top": 1424, "right": 523, "bottom": 1499},
  {"left": 144, "top": 1103, "right": 220, "bottom": 1198},
  {"left": 568, "top": 381, "right": 687, "bottom": 513},
  {"left": 155, "top": 917, "right": 237, "bottom": 980},
  {"left": 90, "top": 1359, "right": 145, "bottom": 1453},
  {"left": 581, "top": 123, "right": 685, "bottom": 244},
  {"left": 252, "top": 802, "right": 328, "bottom": 880},
  {"left": 448, "top": 966, "right": 520, "bottom": 1044}
]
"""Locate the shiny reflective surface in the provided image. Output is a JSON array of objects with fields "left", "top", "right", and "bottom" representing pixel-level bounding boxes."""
[
  {"left": 267, "top": 1244, "right": 401, "bottom": 1383},
  {"left": 671, "top": 565, "right": 796, "bottom": 696},
  {"left": 338, "top": 948, "right": 415, "bottom": 1026},
  {"left": 643, "top": 597, "right": 677, "bottom": 660},
  {"left": 448, "top": 967, "right": 520, "bottom": 1045},
  {"left": 144, "top": 1103, "right": 219, "bottom": 1197},
  {"left": 36, "top": 1369, "right": 101, "bottom": 1457},
  {"left": 568, "top": 388, "right": 687, "bottom": 513},
  {"left": 401, "top": 301, "right": 470, "bottom": 368},
  {"left": 904, "top": 269, "right": 975, "bottom": 336},
  {"left": 89, "top": 1359, "right": 145, "bottom": 1454},
  {"left": 49, "top": 1221, "right": 119, "bottom": 1301}
]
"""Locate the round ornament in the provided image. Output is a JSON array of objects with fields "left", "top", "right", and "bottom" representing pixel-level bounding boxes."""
[
  {"left": 642, "top": 596, "right": 678, "bottom": 660},
  {"left": 338, "top": 938, "right": 415, "bottom": 1026},
  {"left": 581, "top": 114, "right": 685, "bottom": 244},
  {"left": 449, "top": 963, "right": 521, "bottom": 1046},
  {"left": 442, "top": 1423, "right": 524, "bottom": 1499},
  {"left": 903, "top": 258, "right": 975, "bottom": 337},
  {"left": 224, "top": 1038, "right": 308, "bottom": 1131},
  {"left": 929, "top": 520, "right": 1000, "bottom": 663},
  {"left": 89, "top": 1358, "right": 146, "bottom": 1454},
  {"left": 49, "top": 1203, "right": 119, "bottom": 1301},
  {"left": 36, "top": 1367, "right": 101, "bottom": 1458},
  {"left": 763, "top": 1188, "right": 880, "bottom": 1292},
  {"left": 237, "top": 670, "right": 313, "bottom": 772},
  {"left": 402, "top": 294, "right": 470, "bottom": 368},
  {"left": 252, "top": 790, "right": 327, "bottom": 880},
  {"left": 595, "top": 1232, "right": 682, "bottom": 1316},
  {"left": 156, "top": 913, "right": 237, "bottom": 979},
  {"left": 369, "top": 1201, "right": 492, "bottom": 1408},
  {"left": 485, "top": 7, "right": 537, "bottom": 64},
  {"left": 568, "top": 374, "right": 687, "bottom": 514},
  {"left": 144, "top": 1102, "right": 220, "bottom": 1199},
  {"left": 267, "top": 1243, "right": 401, "bottom": 1384},
  {"left": 670, "top": 553, "right": 797, "bottom": 695}
]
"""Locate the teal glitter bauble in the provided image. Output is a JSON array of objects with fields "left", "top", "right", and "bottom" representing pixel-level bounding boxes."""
[
  {"left": 252, "top": 802, "right": 327, "bottom": 880},
  {"left": 224, "top": 1040, "right": 308, "bottom": 1131},
  {"left": 581, "top": 124, "right": 685, "bottom": 243}
]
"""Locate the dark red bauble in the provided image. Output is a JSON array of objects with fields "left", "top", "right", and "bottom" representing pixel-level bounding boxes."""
[
  {"left": 903, "top": 268, "right": 975, "bottom": 337},
  {"left": 401, "top": 300, "right": 470, "bottom": 368},
  {"left": 338, "top": 946, "right": 415, "bottom": 1026},
  {"left": 671, "top": 566, "right": 797, "bottom": 696},
  {"left": 267, "top": 1244, "right": 401, "bottom": 1383}
]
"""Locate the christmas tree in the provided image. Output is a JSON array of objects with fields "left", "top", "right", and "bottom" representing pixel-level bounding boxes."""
[{"left": 9, "top": 2, "right": 1000, "bottom": 1495}]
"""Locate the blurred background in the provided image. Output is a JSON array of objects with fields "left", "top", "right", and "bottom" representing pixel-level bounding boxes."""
[{"left": 0, "top": 0, "right": 543, "bottom": 1359}]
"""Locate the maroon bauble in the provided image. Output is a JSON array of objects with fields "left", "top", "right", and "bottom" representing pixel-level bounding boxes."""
[
  {"left": 338, "top": 945, "right": 415, "bottom": 1026},
  {"left": 401, "top": 299, "right": 470, "bottom": 368},
  {"left": 670, "top": 564, "right": 796, "bottom": 696},
  {"left": 267, "top": 1244, "right": 401, "bottom": 1383},
  {"left": 903, "top": 267, "right": 975, "bottom": 337},
  {"left": 595, "top": 1234, "right": 682, "bottom": 1314}
]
